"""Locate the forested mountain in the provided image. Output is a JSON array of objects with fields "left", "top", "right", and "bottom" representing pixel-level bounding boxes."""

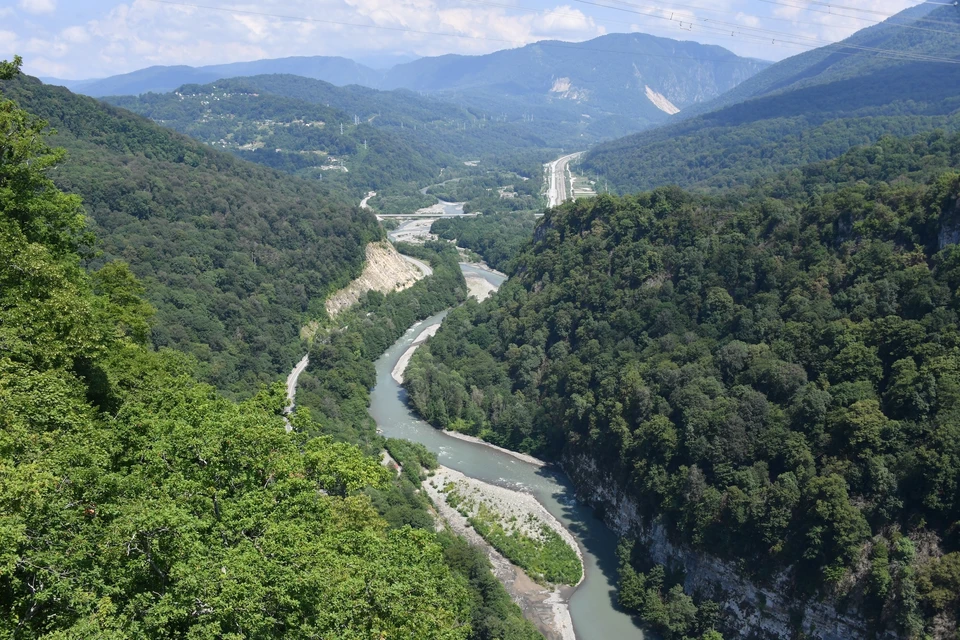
[
  {"left": 104, "top": 78, "right": 448, "bottom": 194},
  {"left": 676, "top": 3, "right": 942, "bottom": 121},
  {"left": 226, "top": 74, "right": 575, "bottom": 160},
  {"left": 381, "top": 32, "right": 768, "bottom": 127},
  {"left": 584, "top": 5, "right": 960, "bottom": 194},
  {"left": 405, "top": 132, "right": 960, "bottom": 637},
  {"left": 0, "top": 57, "right": 541, "bottom": 640},
  {"left": 47, "top": 55, "right": 383, "bottom": 97},
  {"left": 2, "top": 73, "right": 381, "bottom": 396},
  {"left": 62, "top": 32, "right": 767, "bottom": 145}
]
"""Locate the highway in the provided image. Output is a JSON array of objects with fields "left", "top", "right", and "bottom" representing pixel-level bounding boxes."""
[{"left": 545, "top": 152, "right": 582, "bottom": 208}]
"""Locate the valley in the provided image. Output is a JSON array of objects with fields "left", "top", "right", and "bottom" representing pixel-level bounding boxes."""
[{"left": 5, "top": 2, "right": 960, "bottom": 638}]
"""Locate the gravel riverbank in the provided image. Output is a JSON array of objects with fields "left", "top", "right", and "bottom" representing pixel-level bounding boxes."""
[{"left": 425, "top": 466, "right": 579, "bottom": 640}]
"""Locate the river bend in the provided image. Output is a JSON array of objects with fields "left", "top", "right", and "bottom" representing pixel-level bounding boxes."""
[{"left": 369, "top": 265, "right": 645, "bottom": 640}]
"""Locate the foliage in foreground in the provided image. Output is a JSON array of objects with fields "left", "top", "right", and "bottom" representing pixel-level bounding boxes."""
[
  {"left": 1, "top": 58, "right": 540, "bottom": 640},
  {"left": 405, "top": 133, "right": 960, "bottom": 635}
]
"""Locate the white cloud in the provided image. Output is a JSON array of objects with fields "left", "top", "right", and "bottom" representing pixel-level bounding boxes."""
[
  {"left": 0, "top": 29, "right": 19, "bottom": 52},
  {"left": 61, "top": 26, "right": 91, "bottom": 44},
  {"left": 18, "top": 0, "right": 57, "bottom": 15},
  {"left": 7, "top": 0, "right": 938, "bottom": 78}
]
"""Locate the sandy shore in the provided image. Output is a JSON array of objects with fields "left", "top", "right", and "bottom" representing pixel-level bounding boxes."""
[
  {"left": 391, "top": 323, "right": 441, "bottom": 383},
  {"left": 465, "top": 273, "right": 498, "bottom": 302},
  {"left": 440, "top": 430, "right": 549, "bottom": 467},
  {"left": 460, "top": 259, "right": 508, "bottom": 279},
  {"left": 425, "top": 466, "right": 579, "bottom": 640}
]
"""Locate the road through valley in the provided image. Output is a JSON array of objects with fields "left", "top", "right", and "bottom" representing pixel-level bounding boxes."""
[{"left": 546, "top": 152, "right": 582, "bottom": 208}]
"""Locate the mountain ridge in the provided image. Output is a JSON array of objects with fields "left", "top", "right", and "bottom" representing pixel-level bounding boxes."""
[
  {"left": 50, "top": 31, "right": 769, "bottom": 136},
  {"left": 584, "top": 4, "right": 960, "bottom": 193}
]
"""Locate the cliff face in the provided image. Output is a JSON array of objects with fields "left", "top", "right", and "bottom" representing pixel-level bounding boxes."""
[
  {"left": 562, "top": 454, "right": 890, "bottom": 640},
  {"left": 324, "top": 242, "right": 425, "bottom": 317},
  {"left": 938, "top": 194, "right": 960, "bottom": 250}
]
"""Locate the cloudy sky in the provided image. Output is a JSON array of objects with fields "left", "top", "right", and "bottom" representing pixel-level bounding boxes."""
[{"left": 1, "top": 0, "right": 926, "bottom": 79}]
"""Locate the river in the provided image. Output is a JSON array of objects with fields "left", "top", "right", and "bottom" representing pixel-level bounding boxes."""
[{"left": 368, "top": 263, "right": 646, "bottom": 640}]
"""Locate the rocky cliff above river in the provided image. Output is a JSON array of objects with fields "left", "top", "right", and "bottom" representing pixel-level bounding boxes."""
[{"left": 562, "top": 454, "right": 893, "bottom": 640}]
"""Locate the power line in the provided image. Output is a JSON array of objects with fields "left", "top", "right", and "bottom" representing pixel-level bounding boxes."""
[
  {"left": 460, "top": 0, "right": 847, "bottom": 48},
  {"left": 144, "top": 0, "right": 960, "bottom": 67},
  {"left": 140, "top": 0, "right": 789, "bottom": 65},
  {"left": 639, "top": 0, "right": 960, "bottom": 37},
  {"left": 770, "top": 0, "right": 947, "bottom": 19},
  {"left": 757, "top": 0, "right": 960, "bottom": 29},
  {"left": 575, "top": 0, "right": 960, "bottom": 63}
]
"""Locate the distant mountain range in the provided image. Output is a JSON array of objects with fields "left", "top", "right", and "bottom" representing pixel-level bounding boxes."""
[
  {"left": 379, "top": 33, "right": 769, "bottom": 127},
  {"left": 42, "top": 56, "right": 384, "bottom": 97},
  {"left": 45, "top": 32, "right": 769, "bottom": 135},
  {"left": 584, "top": 4, "right": 960, "bottom": 193}
]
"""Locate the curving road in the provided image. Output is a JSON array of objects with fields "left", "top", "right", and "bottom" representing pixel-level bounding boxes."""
[
  {"left": 359, "top": 191, "right": 376, "bottom": 210},
  {"left": 401, "top": 254, "right": 433, "bottom": 277},
  {"left": 545, "top": 152, "right": 582, "bottom": 208}
]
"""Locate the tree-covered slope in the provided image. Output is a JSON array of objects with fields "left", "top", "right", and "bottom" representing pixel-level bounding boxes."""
[
  {"left": 0, "top": 58, "right": 488, "bottom": 638},
  {"left": 383, "top": 33, "right": 769, "bottom": 125},
  {"left": 55, "top": 55, "right": 383, "bottom": 97},
  {"left": 103, "top": 77, "right": 449, "bottom": 194},
  {"left": 1, "top": 73, "right": 381, "bottom": 396},
  {"left": 405, "top": 133, "right": 960, "bottom": 637},
  {"left": 229, "top": 74, "right": 572, "bottom": 161},
  {"left": 584, "top": 6, "right": 960, "bottom": 194}
]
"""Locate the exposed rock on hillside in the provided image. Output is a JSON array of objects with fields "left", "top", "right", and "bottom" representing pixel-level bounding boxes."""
[{"left": 325, "top": 242, "right": 425, "bottom": 317}]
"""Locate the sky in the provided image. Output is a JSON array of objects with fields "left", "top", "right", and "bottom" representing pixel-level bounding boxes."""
[{"left": 0, "top": 0, "right": 929, "bottom": 79}]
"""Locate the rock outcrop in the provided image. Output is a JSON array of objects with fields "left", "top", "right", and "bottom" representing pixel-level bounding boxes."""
[
  {"left": 562, "top": 453, "right": 891, "bottom": 640},
  {"left": 325, "top": 242, "right": 425, "bottom": 317}
]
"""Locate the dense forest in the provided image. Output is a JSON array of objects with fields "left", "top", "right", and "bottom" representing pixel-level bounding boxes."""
[
  {"left": 406, "top": 132, "right": 960, "bottom": 636},
  {"left": 1, "top": 57, "right": 541, "bottom": 640},
  {"left": 1, "top": 73, "right": 382, "bottom": 397},
  {"left": 432, "top": 211, "right": 538, "bottom": 273}
]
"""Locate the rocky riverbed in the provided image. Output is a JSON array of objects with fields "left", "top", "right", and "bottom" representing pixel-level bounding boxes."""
[{"left": 425, "top": 466, "right": 580, "bottom": 640}]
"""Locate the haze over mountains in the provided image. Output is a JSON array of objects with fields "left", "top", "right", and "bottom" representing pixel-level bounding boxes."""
[
  {"left": 8, "top": 1, "right": 960, "bottom": 638},
  {"left": 49, "top": 32, "right": 769, "bottom": 135},
  {"left": 584, "top": 4, "right": 960, "bottom": 192}
]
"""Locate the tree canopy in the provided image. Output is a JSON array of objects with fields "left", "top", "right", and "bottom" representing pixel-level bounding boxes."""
[
  {"left": 406, "top": 132, "right": 960, "bottom": 636},
  {"left": 0, "top": 57, "right": 541, "bottom": 640}
]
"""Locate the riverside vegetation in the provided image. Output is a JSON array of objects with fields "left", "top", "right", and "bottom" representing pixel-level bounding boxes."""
[
  {"left": 405, "top": 132, "right": 960, "bottom": 636},
  {"left": 0, "top": 57, "right": 542, "bottom": 640},
  {"left": 441, "top": 483, "right": 582, "bottom": 586}
]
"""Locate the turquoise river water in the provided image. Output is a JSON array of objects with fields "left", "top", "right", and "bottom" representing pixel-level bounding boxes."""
[{"left": 368, "top": 263, "right": 646, "bottom": 639}]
